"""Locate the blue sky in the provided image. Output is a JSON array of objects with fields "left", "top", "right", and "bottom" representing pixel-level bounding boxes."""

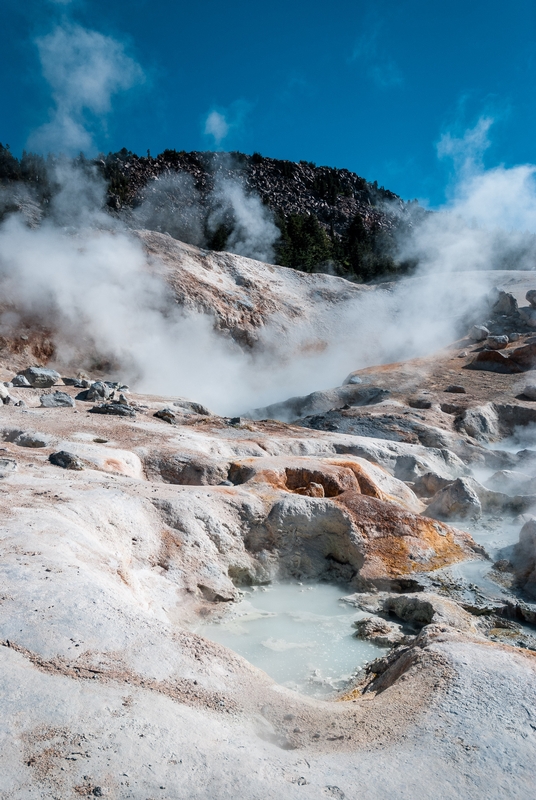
[{"left": 1, "top": 0, "right": 535, "bottom": 205}]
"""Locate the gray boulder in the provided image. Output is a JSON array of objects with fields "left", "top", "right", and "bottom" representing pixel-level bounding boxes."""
[
  {"left": 486, "top": 335, "right": 509, "bottom": 350},
  {"left": 12, "top": 374, "right": 31, "bottom": 388},
  {"left": 173, "top": 399, "right": 212, "bottom": 416},
  {"left": 469, "top": 324, "right": 489, "bottom": 341},
  {"left": 20, "top": 367, "right": 60, "bottom": 388},
  {"left": 154, "top": 408, "right": 177, "bottom": 424},
  {"left": 0, "top": 458, "right": 17, "bottom": 475},
  {"left": 491, "top": 290, "right": 518, "bottom": 315},
  {"left": 425, "top": 477, "right": 482, "bottom": 520},
  {"left": 86, "top": 381, "right": 113, "bottom": 402},
  {"left": 40, "top": 392, "right": 75, "bottom": 408},
  {"left": 62, "top": 377, "right": 88, "bottom": 388},
  {"left": 407, "top": 396, "right": 432, "bottom": 409},
  {"left": 14, "top": 431, "right": 51, "bottom": 448},
  {"left": 526, "top": 289, "right": 536, "bottom": 308},
  {"left": 352, "top": 616, "right": 406, "bottom": 647},
  {"left": 89, "top": 403, "right": 136, "bottom": 417},
  {"left": 49, "top": 451, "right": 84, "bottom": 471}
]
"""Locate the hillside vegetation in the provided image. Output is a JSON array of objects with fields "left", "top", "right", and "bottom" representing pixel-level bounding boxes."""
[{"left": 0, "top": 143, "right": 423, "bottom": 280}]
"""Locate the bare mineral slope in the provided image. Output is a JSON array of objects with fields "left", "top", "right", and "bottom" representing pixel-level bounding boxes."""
[
  {"left": 0, "top": 363, "right": 535, "bottom": 798},
  {"left": 1, "top": 248, "right": 536, "bottom": 798}
]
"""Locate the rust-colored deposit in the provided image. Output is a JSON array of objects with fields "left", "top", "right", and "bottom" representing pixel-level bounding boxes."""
[
  {"left": 228, "top": 458, "right": 360, "bottom": 497},
  {"left": 335, "top": 492, "right": 478, "bottom": 580}
]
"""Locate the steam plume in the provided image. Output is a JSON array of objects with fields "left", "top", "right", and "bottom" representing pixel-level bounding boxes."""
[{"left": 29, "top": 22, "right": 143, "bottom": 154}]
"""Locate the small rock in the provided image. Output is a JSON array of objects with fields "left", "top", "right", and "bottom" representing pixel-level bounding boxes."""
[
  {"left": 14, "top": 432, "right": 51, "bottom": 448},
  {"left": 469, "top": 325, "right": 489, "bottom": 342},
  {"left": 407, "top": 397, "right": 432, "bottom": 409},
  {"left": 12, "top": 374, "right": 31, "bottom": 388},
  {"left": 89, "top": 403, "right": 136, "bottom": 417},
  {"left": 294, "top": 481, "right": 325, "bottom": 498},
  {"left": 86, "top": 381, "right": 113, "bottom": 402},
  {"left": 173, "top": 399, "right": 211, "bottom": 415},
  {"left": 353, "top": 615, "right": 406, "bottom": 647},
  {"left": 0, "top": 458, "right": 17, "bottom": 474},
  {"left": 458, "top": 350, "right": 468, "bottom": 358},
  {"left": 40, "top": 392, "right": 75, "bottom": 408},
  {"left": 526, "top": 289, "right": 536, "bottom": 308},
  {"left": 345, "top": 375, "right": 362, "bottom": 385},
  {"left": 444, "top": 385, "right": 466, "bottom": 393},
  {"left": 486, "top": 335, "right": 509, "bottom": 350},
  {"left": 508, "top": 332, "right": 521, "bottom": 342},
  {"left": 20, "top": 367, "right": 60, "bottom": 388},
  {"left": 61, "top": 377, "right": 84, "bottom": 387},
  {"left": 49, "top": 451, "right": 84, "bottom": 470},
  {"left": 491, "top": 290, "right": 518, "bottom": 315},
  {"left": 154, "top": 408, "right": 176, "bottom": 424}
]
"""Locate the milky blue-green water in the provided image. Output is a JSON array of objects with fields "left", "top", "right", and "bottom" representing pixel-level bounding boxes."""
[{"left": 196, "top": 582, "right": 383, "bottom": 697}]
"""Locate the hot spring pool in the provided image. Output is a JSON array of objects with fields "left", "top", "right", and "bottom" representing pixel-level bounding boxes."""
[{"left": 195, "top": 582, "right": 384, "bottom": 697}]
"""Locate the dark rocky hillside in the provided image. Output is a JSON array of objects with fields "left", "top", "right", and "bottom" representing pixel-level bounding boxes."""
[
  {"left": 0, "top": 143, "right": 423, "bottom": 280},
  {"left": 102, "top": 148, "right": 422, "bottom": 279}
]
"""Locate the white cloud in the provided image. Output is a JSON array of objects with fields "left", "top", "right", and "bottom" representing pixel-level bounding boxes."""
[
  {"left": 29, "top": 22, "right": 144, "bottom": 154},
  {"left": 202, "top": 101, "right": 250, "bottom": 148},
  {"left": 437, "top": 116, "right": 493, "bottom": 176},
  {"left": 204, "top": 111, "right": 229, "bottom": 146},
  {"left": 395, "top": 116, "right": 536, "bottom": 288}
]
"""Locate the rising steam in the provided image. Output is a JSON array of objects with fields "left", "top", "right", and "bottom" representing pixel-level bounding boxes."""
[
  {"left": 3, "top": 20, "right": 536, "bottom": 417},
  {"left": 29, "top": 22, "right": 143, "bottom": 154}
]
